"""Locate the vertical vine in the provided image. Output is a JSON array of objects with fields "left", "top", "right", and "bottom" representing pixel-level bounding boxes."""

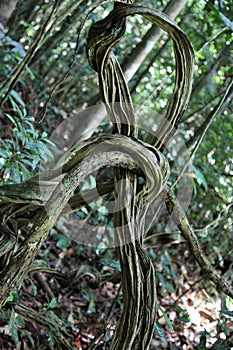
[{"left": 87, "top": 2, "right": 193, "bottom": 349}]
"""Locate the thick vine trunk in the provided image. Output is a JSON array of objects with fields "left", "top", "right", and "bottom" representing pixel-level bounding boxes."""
[{"left": 0, "top": 135, "right": 161, "bottom": 308}]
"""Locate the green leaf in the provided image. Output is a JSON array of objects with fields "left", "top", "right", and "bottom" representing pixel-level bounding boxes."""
[
  {"left": 198, "top": 334, "right": 207, "bottom": 349},
  {"left": 0, "top": 158, "right": 5, "bottom": 170},
  {"left": 165, "top": 282, "right": 175, "bottom": 294},
  {"left": 177, "top": 315, "right": 190, "bottom": 323},
  {"left": 42, "top": 138, "right": 56, "bottom": 149},
  {"left": 9, "top": 309, "right": 19, "bottom": 345},
  {"left": 176, "top": 306, "right": 190, "bottom": 323},
  {"left": 21, "top": 152, "right": 36, "bottom": 160},
  {"left": 157, "top": 272, "right": 166, "bottom": 289},
  {"left": 23, "top": 330, "right": 35, "bottom": 346},
  {"left": 18, "top": 163, "right": 31, "bottom": 180},
  {"left": 161, "top": 250, "right": 171, "bottom": 265},
  {"left": 42, "top": 146, "right": 55, "bottom": 162},
  {"left": 16, "top": 315, "right": 25, "bottom": 328},
  {"left": 96, "top": 242, "right": 108, "bottom": 255},
  {"left": 154, "top": 321, "right": 166, "bottom": 343},
  {"left": 24, "top": 142, "right": 38, "bottom": 152},
  {"left": 10, "top": 90, "right": 25, "bottom": 107},
  {"left": 26, "top": 66, "right": 35, "bottom": 80},
  {"left": 89, "top": 175, "right": 96, "bottom": 188},
  {"left": 20, "top": 158, "right": 33, "bottom": 167},
  {"left": 10, "top": 166, "right": 22, "bottom": 183},
  {"left": 193, "top": 166, "right": 208, "bottom": 191},
  {"left": 41, "top": 131, "right": 48, "bottom": 138},
  {"left": 157, "top": 305, "right": 174, "bottom": 332},
  {"left": 5, "top": 113, "right": 17, "bottom": 126},
  {"left": 0, "top": 149, "right": 11, "bottom": 158},
  {"left": 98, "top": 206, "right": 108, "bottom": 215},
  {"left": 52, "top": 233, "right": 71, "bottom": 249},
  {"left": 24, "top": 121, "right": 37, "bottom": 137},
  {"left": 49, "top": 297, "right": 57, "bottom": 309},
  {"left": 81, "top": 207, "right": 89, "bottom": 215},
  {"left": 8, "top": 293, "right": 14, "bottom": 302},
  {"left": 11, "top": 40, "right": 25, "bottom": 57},
  {"left": 99, "top": 258, "right": 121, "bottom": 271},
  {"left": 76, "top": 210, "right": 86, "bottom": 219},
  {"left": 30, "top": 279, "right": 38, "bottom": 296},
  {"left": 220, "top": 309, "right": 233, "bottom": 317},
  {"left": 87, "top": 297, "right": 96, "bottom": 314}
]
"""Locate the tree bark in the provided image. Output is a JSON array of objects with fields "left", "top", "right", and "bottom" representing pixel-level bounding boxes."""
[{"left": 0, "top": 0, "right": 18, "bottom": 25}]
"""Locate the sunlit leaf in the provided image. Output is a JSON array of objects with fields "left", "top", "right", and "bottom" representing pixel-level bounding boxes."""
[
  {"left": 154, "top": 321, "right": 166, "bottom": 343},
  {"left": 49, "top": 297, "right": 57, "bottom": 309},
  {"left": 10, "top": 90, "right": 25, "bottom": 107},
  {"left": 99, "top": 258, "right": 121, "bottom": 271},
  {"left": 157, "top": 305, "right": 174, "bottom": 332}
]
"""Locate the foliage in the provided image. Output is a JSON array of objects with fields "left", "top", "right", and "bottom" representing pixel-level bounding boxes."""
[
  {"left": 0, "top": 97, "right": 54, "bottom": 184},
  {"left": 0, "top": 23, "right": 55, "bottom": 184}
]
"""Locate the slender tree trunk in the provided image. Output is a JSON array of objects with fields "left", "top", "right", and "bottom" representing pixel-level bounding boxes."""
[
  {"left": 30, "top": 1, "right": 85, "bottom": 69},
  {"left": 0, "top": 0, "right": 18, "bottom": 25},
  {"left": 122, "top": 0, "right": 188, "bottom": 82},
  {"left": 7, "top": 0, "right": 44, "bottom": 38},
  {"left": 130, "top": 38, "right": 170, "bottom": 95},
  {"left": 185, "top": 87, "right": 233, "bottom": 151},
  {"left": 191, "top": 42, "right": 232, "bottom": 97}
]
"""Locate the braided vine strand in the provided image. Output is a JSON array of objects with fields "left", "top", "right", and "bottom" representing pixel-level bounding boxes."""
[
  {"left": 0, "top": 224, "right": 16, "bottom": 258},
  {"left": 87, "top": 2, "right": 194, "bottom": 146},
  {"left": 87, "top": 2, "right": 194, "bottom": 349},
  {"left": 112, "top": 168, "right": 159, "bottom": 349}
]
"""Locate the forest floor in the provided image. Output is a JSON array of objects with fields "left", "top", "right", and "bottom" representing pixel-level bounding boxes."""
[{"left": 0, "top": 231, "right": 228, "bottom": 350}]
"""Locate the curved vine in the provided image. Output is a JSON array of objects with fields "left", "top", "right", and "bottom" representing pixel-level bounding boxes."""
[{"left": 86, "top": 2, "right": 193, "bottom": 349}]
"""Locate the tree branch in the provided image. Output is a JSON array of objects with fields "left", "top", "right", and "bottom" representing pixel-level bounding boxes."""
[{"left": 165, "top": 186, "right": 233, "bottom": 298}]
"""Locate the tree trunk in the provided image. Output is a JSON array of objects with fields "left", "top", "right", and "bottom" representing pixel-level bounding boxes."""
[
  {"left": 191, "top": 42, "right": 233, "bottom": 97},
  {"left": 0, "top": 0, "right": 18, "bottom": 25},
  {"left": 122, "top": 0, "right": 188, "bottom": 82}
]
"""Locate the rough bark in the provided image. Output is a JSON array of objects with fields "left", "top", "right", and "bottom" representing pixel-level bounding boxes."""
[{"left": 0, "top": 0, "right": 18, "bottom": 25}]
